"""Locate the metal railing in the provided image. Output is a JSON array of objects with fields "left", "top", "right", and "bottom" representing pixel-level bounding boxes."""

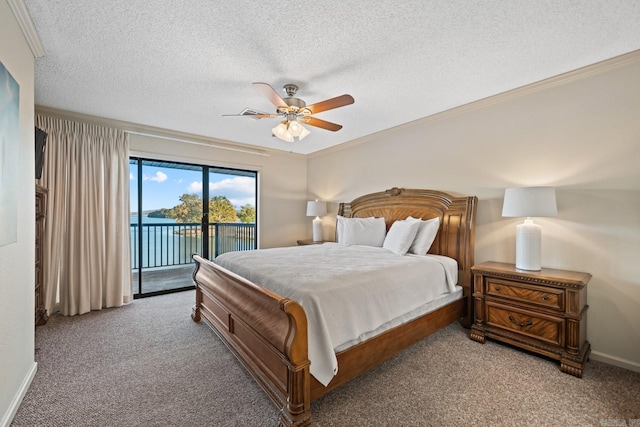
[{"left": 130, "top": 222, "right": 256, "bottom": 270}]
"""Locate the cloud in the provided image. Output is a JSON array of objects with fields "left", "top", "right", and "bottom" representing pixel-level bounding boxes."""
[
  {"left": 143, "top": 171, "right": 168, "bottom": 183},
  {"left": 187, "top": 176, "right": 255, "bottom": 197},
  {"left": 187, "top": 181, "right": 202, "bottom": 193},
  {"left": 210, "top": 176, "right": 255, "bottom": 195},
  {"left": 229, "top": 197, "right": 255, "bottom": 208},
  {"left": 184, "top": 177, "right": 256, "bottom": 208}
]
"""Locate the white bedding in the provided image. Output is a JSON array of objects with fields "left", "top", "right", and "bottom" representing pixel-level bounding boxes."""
[{"left": 213, "top": 243, "right": 459, "bottom": 386}]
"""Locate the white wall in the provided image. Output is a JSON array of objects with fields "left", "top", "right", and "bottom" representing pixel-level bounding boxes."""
[
  {"left": 0, "top": 2, "right": 37, "bottom": 425},
  {"left": 130, "top": 134, "right": 308, "bottom": 248},
  {"left": 307, "top": 52, "right": 640, "bottom": 371}
]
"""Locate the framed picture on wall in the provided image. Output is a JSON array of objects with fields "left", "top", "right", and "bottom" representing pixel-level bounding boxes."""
[{"left": 0, "top": 60, "right": 20, "bottom": 247}]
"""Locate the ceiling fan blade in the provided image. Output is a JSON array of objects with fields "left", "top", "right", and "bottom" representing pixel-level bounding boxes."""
[
  {"left": 223, "top": 107, "right": 279, "bottom": 119},
  {"left": 305, "top": 94, "right": 354, "bottom": 115},
  {"left": 302, "top": 116, "right": 343, "bottom": 132},
  {"left": 222, "top": 114, "right": 278, "bottom": 119},
  {"left": 253, "top": 82, "right": 288, "bottom": 108}
]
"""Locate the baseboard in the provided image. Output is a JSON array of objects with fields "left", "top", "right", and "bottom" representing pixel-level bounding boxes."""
[
  {"left": 590, "top": 350, "right": 640, "bottom": 373},
  {"left": 0, "top": 362, "right": 37, "bottom": 427}
]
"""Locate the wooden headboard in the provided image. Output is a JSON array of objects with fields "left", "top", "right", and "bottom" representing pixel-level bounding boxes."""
[{"left": 337, "top": 187, "right": 477, "bottom": 316}]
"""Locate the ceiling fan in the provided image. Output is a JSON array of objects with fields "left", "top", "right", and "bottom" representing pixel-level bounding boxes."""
[{"left": 224, "top": 82, "right": 355, "bottom": 142}]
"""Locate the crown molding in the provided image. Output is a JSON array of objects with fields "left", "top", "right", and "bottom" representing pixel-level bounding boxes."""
[{"left": 7, "top": 0, "right": 45, "bottom": 58}]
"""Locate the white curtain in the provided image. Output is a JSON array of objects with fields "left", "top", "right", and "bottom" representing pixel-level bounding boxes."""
[{"left": 35, "top": 115, "right": 132, "bottom": 316}]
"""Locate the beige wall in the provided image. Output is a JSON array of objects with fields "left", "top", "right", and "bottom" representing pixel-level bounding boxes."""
[
  {"left": 129, "top": 134, "right": 308, "bottom": 248},
  {"left": 307, "top": 52, "right": 640, "bottom": 371},
  {"left": 0, "top": 2, "right": 37, "bottom": 425}
]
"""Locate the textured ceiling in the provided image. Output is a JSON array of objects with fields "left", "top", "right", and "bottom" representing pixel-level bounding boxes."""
[{"left": 24, "top": 0, "right": 640, "bottom": 155}]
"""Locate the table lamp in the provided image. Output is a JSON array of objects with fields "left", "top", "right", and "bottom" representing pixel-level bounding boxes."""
[
  {"left": 306, "top": 200, "right": 327, "bottom": 242},
  {"left": 502, "top": 187, "right": 557, "bottom": 271}
]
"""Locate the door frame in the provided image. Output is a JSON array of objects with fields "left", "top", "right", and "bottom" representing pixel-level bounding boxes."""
[{"left": 129, "top": 157, "right": 258, "bottom": 297}]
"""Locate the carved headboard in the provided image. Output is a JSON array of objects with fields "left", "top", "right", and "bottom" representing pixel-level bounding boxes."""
[{"left": 337, "top": 187, "right": 477, "bottom": 298}]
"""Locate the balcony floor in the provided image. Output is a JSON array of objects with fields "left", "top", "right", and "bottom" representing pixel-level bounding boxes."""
[{"left": 132, "top": 264, "right": 195, "bottom": 295}]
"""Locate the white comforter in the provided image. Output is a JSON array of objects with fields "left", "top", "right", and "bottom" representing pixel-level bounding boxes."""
[{"left": 213, "top": 243, "right": 458, "bottom": 386}]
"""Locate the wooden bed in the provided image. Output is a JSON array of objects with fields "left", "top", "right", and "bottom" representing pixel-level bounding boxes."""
[{"left": 191, "top": 187, "right": 477, "bottom": 426}]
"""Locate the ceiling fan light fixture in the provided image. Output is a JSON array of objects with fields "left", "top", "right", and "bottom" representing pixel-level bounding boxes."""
[
  {"left": 272, "top": 122, "right": 294, "bottom": 142},
  {"left": 299, "top": 126, "right": 311, "bottom": 140},
  {"left": 287, "top": 119, "right": 303, "bottom": 137}
]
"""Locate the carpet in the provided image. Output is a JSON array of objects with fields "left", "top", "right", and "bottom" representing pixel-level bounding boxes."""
[{"left": 12, "top": 290, "right": 640, "bottom": 426}]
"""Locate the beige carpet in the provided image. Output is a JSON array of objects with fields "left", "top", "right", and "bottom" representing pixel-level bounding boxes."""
[{"left": 12, "top": 290, "right": 640, "bottom": 426}]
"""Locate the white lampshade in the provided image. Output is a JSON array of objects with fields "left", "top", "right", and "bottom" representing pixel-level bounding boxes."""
[
  {"left": 502, "top": 187, "right": 557, "bottom": 271},
  {"left": 502, "top": 187, "right": 557, "bottom": 217},
  {"left": 306, "top": 200, "right": 327, "bottom": 217},
  {"left": 306, "top": 200, "right": 327, "bottom": 242}
]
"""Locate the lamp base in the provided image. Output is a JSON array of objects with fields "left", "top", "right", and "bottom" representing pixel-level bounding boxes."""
[
  {"left": 312, "top": 217, "right": 323, "bottom": 242},
  {"left": 515, "top": 219, "right": 542, "bottom": 271}
]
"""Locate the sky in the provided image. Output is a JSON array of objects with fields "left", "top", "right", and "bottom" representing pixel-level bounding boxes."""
[{"left": 129, "top": 163, "right": 256, "bottom": 212}]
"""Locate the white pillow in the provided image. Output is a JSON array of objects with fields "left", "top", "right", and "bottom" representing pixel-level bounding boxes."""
[
  {"left": 383, "top": 220, "right": 422, "bottom": 255},
  {"left": 336, "top": 215, "right": 348, "bottom": 242},
  {"left": 339, "top": 216, "right": 386, "bottom": 247},
  {"left": 336, "top": 215, "right": 375, "bottom": 243},
  {"left": 407, "top": 216, "right": 440, "bottom": 255}
]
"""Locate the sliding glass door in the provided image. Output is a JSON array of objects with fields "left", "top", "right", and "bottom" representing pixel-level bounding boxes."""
[{"left": 129, "top": 158, "right": 257, "bottom": 297}]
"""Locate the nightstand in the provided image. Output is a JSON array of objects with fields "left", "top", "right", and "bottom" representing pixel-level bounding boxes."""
[
  {"left": 469, "top": 261, "right": 591, "bottom": 377},
  {"left": 296, "top": 239, "right": 327, "bottom": 246}
]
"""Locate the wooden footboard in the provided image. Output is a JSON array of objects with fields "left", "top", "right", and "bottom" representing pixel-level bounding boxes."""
[{"left": 191, "top": 254, "right": 311, "bottom": 427}]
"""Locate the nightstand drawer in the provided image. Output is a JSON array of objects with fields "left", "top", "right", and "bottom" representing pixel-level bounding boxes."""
[
  {"left": 486, "top": 301, "right": 564, "bottom": 346},
  {"left": 487, "top": 278, "right": 563, "bottom": 311}
]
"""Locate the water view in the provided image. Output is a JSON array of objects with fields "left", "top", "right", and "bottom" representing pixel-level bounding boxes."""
[
  {"left": 130, "top": 214, "right": 255, "bottom": 270},
  {"left": 130, "top": 214, "right": 178, "bottom": 225},
  {"left": 130, "top": 214, "right": 205, "bottom": 269}
]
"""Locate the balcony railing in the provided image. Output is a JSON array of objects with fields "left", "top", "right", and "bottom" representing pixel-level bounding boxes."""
[{"left": 130, "top": 222, "right": 255, "bottom": 270}]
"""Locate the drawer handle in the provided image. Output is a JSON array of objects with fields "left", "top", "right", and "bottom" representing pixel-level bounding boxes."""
[
  {"left": 542, "top": 295, "right": 549, "bottom": 301},
  {"left": 508, "top": 315, "right": 533, "bottom": 327},
  {"left": 494, "top": 286, "right": 501, "bottom": 291}
]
